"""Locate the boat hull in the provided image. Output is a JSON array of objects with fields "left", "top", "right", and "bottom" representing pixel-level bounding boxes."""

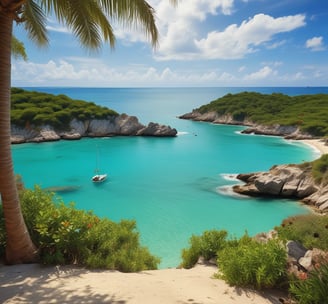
[{"left": 92, "top": 174, "right": 107, "bottom": 183}]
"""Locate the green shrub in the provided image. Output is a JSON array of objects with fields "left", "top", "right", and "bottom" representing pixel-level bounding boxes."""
[
  {"left": 289, "top": 263, "right": 328, "bottom": 304},
  {"left": 312, "top": 154, "right": 328, "bottom": 185},
  {"left": 275, "top": 214, "right": 328, "bottom": 251},
  {"left": 216, "top": 237, "right": 287, "bottom": 290},
  {"left": 181, "top": 230, "right": 228, "bottom": 268},
  {"left": 0, "top": 186, "right": 159, "bottom": 271}
]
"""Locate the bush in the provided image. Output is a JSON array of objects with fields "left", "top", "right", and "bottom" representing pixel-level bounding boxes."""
[
  {"left": 0, "top": 186, "right": 159, "bottom": 271},
  {"left": 216, "top": 237, "right": 287, "bottom": 290},
  {"left": 275, "top": 214, "right": 328, "bottom": 251},
  {"left": 312, "top": 154, "right": 328, "bottom": 185},
  {"left": 289, "top": 263, "right": 328, "bottom": 304},
  {"left": 181, "top": 230, "right": 228, "bottom": 269}
]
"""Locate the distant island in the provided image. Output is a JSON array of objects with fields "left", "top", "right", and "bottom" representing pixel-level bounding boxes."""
[
  {"left": 10, "top": 88, "right": 177, "bottom": 144},
  {"left": 180, "top": 91, "right": 328, "bottom": 213},
  {"left": 179, "top": 91, "right": 328, "bottom": 139}
]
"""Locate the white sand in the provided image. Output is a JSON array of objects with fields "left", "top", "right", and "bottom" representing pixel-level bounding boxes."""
[
  {"left": 299, "top": 139, "right": 328, "bottom": 155},
  {"left": 0, "top": 263, "right": 286, "bottom": 304}
]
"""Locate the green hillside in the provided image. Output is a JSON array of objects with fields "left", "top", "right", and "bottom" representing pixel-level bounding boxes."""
[
  {"left": 11, "top": 88, "right": 118, "bottom": 130},
  {"left": 197, "top": 92, "right": 328, "bottom": 137}
]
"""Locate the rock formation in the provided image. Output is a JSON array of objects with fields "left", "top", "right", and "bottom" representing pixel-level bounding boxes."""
[
  {"left": 11, "top": 114, "right": 177, "bottom": 144},
  {"left": 179, "top": 110, "right": 314, "bottom": 139},
  {"left": 233, "top": 164, "right": 328, "bottom": 212}
]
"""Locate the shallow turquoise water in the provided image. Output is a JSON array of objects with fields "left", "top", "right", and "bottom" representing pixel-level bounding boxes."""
[{"left": 13, "top": 87, "right": 325, "bottom": 267}]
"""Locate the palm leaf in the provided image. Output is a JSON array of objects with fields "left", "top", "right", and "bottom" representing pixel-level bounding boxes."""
[
  {"left": 23, "top": 0, "right": 48, "bottom": 47},
  {"left": 42, "top": 0, "right": 111, "bottom": 50},
  {"left": 12, "top": 36, "right": 28, "bottom": 60},
  {"left": 98, "top": 0, "right": 159, "bottom": 47}
]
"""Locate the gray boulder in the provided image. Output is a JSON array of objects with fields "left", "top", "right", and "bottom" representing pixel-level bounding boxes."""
[
  {"left": 137, "top": 122, "right": 177, "bottom": 136},
  {"left": 287, "top": 241, "right": 307, "bottom": 261}
]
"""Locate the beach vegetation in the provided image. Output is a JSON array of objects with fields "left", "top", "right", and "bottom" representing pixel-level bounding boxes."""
[
  {"left": 275, "top": 213, "right": 328, "bottom": 251},
  {"left": 311, "top": 154, "right": 328, "bottom": 185},
  {"left": 181, "top": 230, "right": 287, "bottom": 290},
  {"left": 197, "top": 92, "right": 328, "bottom": 137},
  {"left": 289, "top": 262, "right": 328, "bottom": 304},
  {"left": 11, "top": 88, "right": 118, "bottom": 130},
  {"left": 0, "top": 186, "right": 159, "bottom": 271},
  {"left": 180, "top": 230, "right": 228, "bottom": 269},
  {"left": 216, "top": 236, "right": 287, "bottom": 290}
]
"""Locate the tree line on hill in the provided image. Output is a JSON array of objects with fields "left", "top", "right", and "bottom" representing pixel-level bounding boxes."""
[
  {"left": 11, "top": 88, "right": 118, "bottom": 130},
  {"left": 197, "top": 92, "right": 328, "bottom": 137}
]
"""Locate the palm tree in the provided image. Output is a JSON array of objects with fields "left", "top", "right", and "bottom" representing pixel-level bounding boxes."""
[{"left": 0, "top": 0, "right": 177, "bottom": 264}]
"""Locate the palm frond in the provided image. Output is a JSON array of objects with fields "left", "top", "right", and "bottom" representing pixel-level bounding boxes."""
[
  {"left": 23, "top": 0, "right": 48, "bottom": 47},
  {"left": 98, "top": 0, "right": 159, "bottom": 47},
  {"left": 22, "top": 0, "right": 173, "bottom": 50},
  {"left": 41, "top": 0, "right": 115, "bottom": 50},
  {"left": 11, "top": 36, "right": 28, "bottom": 60}
]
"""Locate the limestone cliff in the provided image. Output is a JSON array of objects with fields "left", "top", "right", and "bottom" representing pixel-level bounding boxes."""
[{"left": 11, "top": 114, "right": 177, "bottom": 144}]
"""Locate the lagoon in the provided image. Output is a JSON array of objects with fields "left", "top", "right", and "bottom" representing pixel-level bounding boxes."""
[{"left": 13, "top": 87, "right": 326, "bottom": 267}]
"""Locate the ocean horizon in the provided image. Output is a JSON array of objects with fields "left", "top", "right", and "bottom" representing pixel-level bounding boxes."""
[{"left": 13, "top": 86, "right": 326, "bottom": 268}]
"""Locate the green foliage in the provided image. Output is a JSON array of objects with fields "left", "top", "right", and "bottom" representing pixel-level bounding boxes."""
[
  {"left": 197, "top": 92, "right": 328, "bottom": 137},
  {"left": 11, "top": 88, "right": 118, "bottom": 129},
  {"left": 289, "top": 263, "right": 328, "bottom": 304},
  {"left": 0, "top": 186, "right": 159, "bottom": 271},
  {"left": 275, "top": 214, "right": 328, "bottom": 251},
  {"left": 312, "top": 154, "right": 328, "bottom": 185},
  {"left": 180, "top": 230, "right": 228, "bottom": 269},
  {"left": 216, "top": 237, "right": 287, "bottom": 290}
]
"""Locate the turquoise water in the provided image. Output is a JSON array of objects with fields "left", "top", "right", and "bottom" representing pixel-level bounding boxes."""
[{"left": 13, "top": 87, "right": 326, "bottom": 268}]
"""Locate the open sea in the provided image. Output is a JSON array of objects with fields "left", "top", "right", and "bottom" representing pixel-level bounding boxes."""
[{"left": 13, "top": 87, "right": 328, "bottom": 268}]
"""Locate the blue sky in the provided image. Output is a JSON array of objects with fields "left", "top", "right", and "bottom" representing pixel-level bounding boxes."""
[{"left": 12, "top": 0, "right": 328, "bottom": 87}]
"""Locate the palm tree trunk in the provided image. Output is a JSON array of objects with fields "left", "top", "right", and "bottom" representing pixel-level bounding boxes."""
[{"left": 0, "top": 10, "right": 38, "bottom": 264}]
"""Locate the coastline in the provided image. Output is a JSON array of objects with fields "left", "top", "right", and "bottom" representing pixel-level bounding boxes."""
[
  {"left": 0, "top": 263, "right": 286, "bottom": 304},
  {"left": 298, "top": 138, "right": 328, "bottom": 156}
]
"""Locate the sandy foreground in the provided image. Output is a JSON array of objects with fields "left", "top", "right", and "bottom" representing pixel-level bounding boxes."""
[{"left": 0, "top": 263, "right": 288, "bottom": 304}]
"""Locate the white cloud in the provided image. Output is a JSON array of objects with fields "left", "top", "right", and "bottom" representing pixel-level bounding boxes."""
[
  {"left": 266, "top": 40, "right": 286, "bottom": 49},
  {"left": 115, "top": 0, "right": 235, "bottom": 57},
  {"left": 46, "top": 25, "right": 70, "bottom": 33},
  {"left": 156, "top": 13, "right": 305, "bottom": 60},
  {"left": 193, "top": 14, "right": 306, "bottom": 60},
  {"left": 11, "top": 58, "right": 239, "bottom": 86},
  {"left": 46, "top": 18, "right": 71, "bottom": 33},
  {"left": 238, "top": 66, "right": 246, "bottom": 72},
  {"left": 244, "top": 66, "right": 275, "bottom": 81},
  {"left": 11, "top": 57, "right": 328, "bottom": 87},
  {"left": 306, "top": 36, "right": 325, "bottom": 51}
]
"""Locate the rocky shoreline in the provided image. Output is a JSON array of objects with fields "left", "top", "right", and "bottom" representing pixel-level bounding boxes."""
[
  {"left": 11, "top": 113, "right": 177, "bottom": 144},
  {"left": 179, "top": 110, "right": 328, "bottom": 213},
  {"left": 179, "top": 110, "right": 315, "bottom": 139},
  {"left": 233, "top": 164, "right": 328, "bottom": 213}
]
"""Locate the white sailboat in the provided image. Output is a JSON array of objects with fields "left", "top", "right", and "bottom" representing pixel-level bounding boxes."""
[{"left": 92, "top": 146, "right": 107, "bottom": 183}]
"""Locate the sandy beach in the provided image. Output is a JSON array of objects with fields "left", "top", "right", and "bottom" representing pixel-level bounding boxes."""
[
  {"left": 299, "top": 138, "right": 328, "bottom": 155},
  {"left": 0, "top": 263, "right": 288, "bottom": 304}
]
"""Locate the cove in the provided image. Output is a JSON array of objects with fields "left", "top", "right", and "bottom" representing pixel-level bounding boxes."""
[{"left": 13, "top": 87, "right": 322, "bottom": 267}]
